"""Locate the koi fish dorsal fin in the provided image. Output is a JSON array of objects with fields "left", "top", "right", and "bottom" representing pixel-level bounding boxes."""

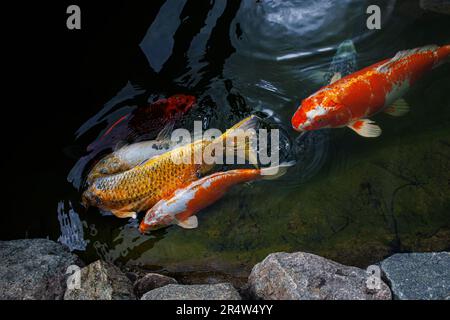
[
  {"left": 220, "top": 115, "right": 260, "bottom": 168},
  {"left": 114, "top": 140, "right": 129, "bottom": 152},
  {"left": 384, "top": 99, "right": 410, "bottom": 117},
  {"left": 348, "top": 119, "right": 382, "bottom": 138},
  {"left": 377, "top": 45, "right": 439, "bottom": 73},
  {"left": 156, "top": 120, "right": 175, "bottom": 141},
  {"left": 176, "top": 215, "right": 198, "bottom": 229}
]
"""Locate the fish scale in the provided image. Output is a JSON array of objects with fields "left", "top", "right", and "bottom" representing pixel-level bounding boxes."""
[
  {"left": 82, "top": 115, "right": 259, "bottom": 218},
  {"left": 85, "top": 141, "right": 208, "bottom": 215}
]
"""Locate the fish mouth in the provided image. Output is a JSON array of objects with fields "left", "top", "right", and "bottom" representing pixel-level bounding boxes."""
[{"left": 139, "top": 221, "right": 158, "bottom": 234}]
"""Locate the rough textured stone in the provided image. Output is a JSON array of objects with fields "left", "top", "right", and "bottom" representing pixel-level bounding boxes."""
[
  {"left": 248, "top": 252, "right": 391, "bottom": 300},
  {"left": 380, "top": 252, "right": 450, "bottom": 300},
  {"left": 134, "top": 273, "right": 178, "bottom": 298},
  {"left": 0, "top": 239, "right": 83, "bottom": 300},
  {"left": 141, "top": 283, "right": 241, "bottom": 300},
  {"left": 64, "top": 260, "right": 135, "bottom": 300}
]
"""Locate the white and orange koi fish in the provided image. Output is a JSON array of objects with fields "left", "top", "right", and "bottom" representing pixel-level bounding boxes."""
[
  {"left": 139, "top": 162, "right": 295, "bottom": 233},
  {"left": 292, "top": 44, "right": 450, "bottom": 137}
]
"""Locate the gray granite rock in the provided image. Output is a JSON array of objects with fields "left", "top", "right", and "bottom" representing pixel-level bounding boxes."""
[
  {"left": 141, "top": 283, "right": 241, "bottom": 300},
  {"left": 64, "top": 260, "right": 135, "bottom": 300},
  {"left": 248, "top": 252, "right": 391, "bottom": 300},
  {"left": 0, "top": 239, "right": 83, "bottom": 300},
  {"left": 380, "top": 252, "right": 450, "bottom": 300},
  {"left": 134, "top": 273, "right": 178, "bottom": 298}
]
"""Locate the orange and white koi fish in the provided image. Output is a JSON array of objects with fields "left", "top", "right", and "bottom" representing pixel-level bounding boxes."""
[
  {"left": 292, "top": 44, "right": 450, "bottom": 137},
  {"left": 139, "top": 162, "right": 295, "bottom": 233}
]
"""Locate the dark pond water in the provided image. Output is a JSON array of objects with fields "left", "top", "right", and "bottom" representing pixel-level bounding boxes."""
[{"left": 3, "top": 0, "right": 450, "bottom": 284}]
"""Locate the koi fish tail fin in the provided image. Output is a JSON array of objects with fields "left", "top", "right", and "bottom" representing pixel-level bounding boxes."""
[
  {"left": 214, "top": 115, "right": 260, "bottom": 168},
  {"left": 260, "top": 161, "right": 296, "bottom": 180}
]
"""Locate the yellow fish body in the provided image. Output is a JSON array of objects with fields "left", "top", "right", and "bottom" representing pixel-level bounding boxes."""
[
  {"left": 82, "top": 116, "right": 258, "bottom": 218},
  {"left": 85, "top": 139, "right": 181, "bottom": 185}
]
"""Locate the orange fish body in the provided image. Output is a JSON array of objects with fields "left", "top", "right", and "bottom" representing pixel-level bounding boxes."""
[
  {"left": 292, "top": 45, "right": 450, "bottom": 137},
  {"left": 139, "top": 162, "right": 294, "bottom": 232}
]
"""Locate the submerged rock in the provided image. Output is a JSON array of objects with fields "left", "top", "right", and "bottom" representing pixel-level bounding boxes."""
[
  {"left": 134, "top": 273, "right": 178, "bottom": 298},
  {"left": 64, "top": 260, "right": 135, "bottom": 300},
  {"left": 0, "top": 239, "right": 83, "bottom": 300},
  {"left": 380, "top": 252, "right": 450, "bottom": 300},
  {"left": 141, "top": 283, "right": 241, "bottom": 300},
  {"left": 248, "top": 252, "right": 391, "bottom": 300}
]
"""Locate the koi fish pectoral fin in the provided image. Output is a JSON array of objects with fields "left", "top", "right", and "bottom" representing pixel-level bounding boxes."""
[
  {"left": 176, "top": 215, "right": 198, "bottom": 229},
  {"left": 348, "top": 119, "right": 382, "bottom": 138},
  {"left": 384, "top": 99, "right": 410, "bottom": 117},
  {"left": 111, "top": 209, "right": 137, "bottom": 219}
]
